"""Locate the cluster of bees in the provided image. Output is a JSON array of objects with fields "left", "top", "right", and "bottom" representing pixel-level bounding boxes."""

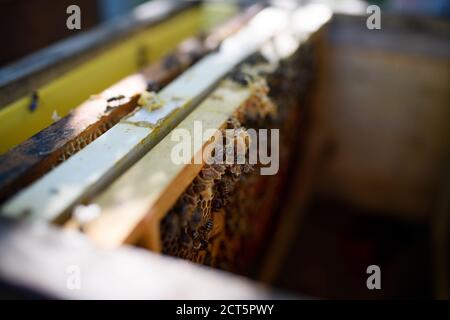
[
  {"left": 159, "top": 42, "right": 317, "bottom": 272},
  {"left": 160, "top": 65, "right": 279, "bottom": 269},
  {"left": 160, "top": 116, "right": 254, "bottom": 267}
]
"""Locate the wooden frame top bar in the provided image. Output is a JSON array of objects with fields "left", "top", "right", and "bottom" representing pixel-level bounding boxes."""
[
  {"left": 75, "top": 79, "right": 253, "bottom": 250},
  {"left": 0, "top": 4, "right": 262, "bottom": 203},
  {"left": 0, "top": 7, "right": 291, "bottom": 223}
]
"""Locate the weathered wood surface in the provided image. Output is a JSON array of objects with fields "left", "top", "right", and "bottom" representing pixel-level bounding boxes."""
[
  {"left": 65, "top": 80, "right": 252, "bottom": 250},
  {"left": 0, "top": 5, "right": 262, "bottom": 203},
  {"left": 0, "top": 219, "right": 293, "bottom": 299},
  {"left": 0, "top": 7, "right": 290, "bottom": 223}
]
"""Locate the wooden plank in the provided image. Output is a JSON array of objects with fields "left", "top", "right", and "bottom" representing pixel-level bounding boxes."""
[
  {"left": 0, "top": 220, "right": 291, "bottom": 299},
  {"left": 70, "top": 80, "right": 252, "bottom": 250},
  {"left": 0, "top": 4, "right": 262, "bottom": 203},
  {"left": 0, "top": 7, "right": 291, "bottom": 223}
]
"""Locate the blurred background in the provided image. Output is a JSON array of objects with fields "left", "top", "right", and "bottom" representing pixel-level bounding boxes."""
[{"left": 0, "top": 0, "right": 449, "bottom": 67}]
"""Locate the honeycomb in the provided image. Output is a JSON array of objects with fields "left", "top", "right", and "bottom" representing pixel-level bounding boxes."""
[
  {"left": 58, "top": 121, "right": 114, "bottom": 163},
  {"left": 160, "top": 43, "right": 316, "bottom": 275},
  {"left": 160, "top": 61, "right": 279, "bottom": 272}
]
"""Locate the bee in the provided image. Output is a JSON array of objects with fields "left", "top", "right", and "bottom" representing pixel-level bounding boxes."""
[
  {"left": 201, "top": 166, "right": 221, "bottom": 180},
  {"left": 146, "top": 80, "right": 160, "bottom": 92},
  {"left": 211, "top": 164, "right": 226, "bottom": 176},
  {"left": 182, "top": 193, "right": 197, "bottom": 206},
  {"left": 219, "top": 177, "right": 234, "bottom": 194},
  {"left": 242, "top": 163, "right": 254, "bottom": 174},
  {"left": 245, "top": 53, "right": 268, "bottom": 66},
  {"left": 193, "top": 238, "right": 208, "bottom": 251},
  {"left": 193, "top": 183, "right": 207, "bottom": 193},
  {"left": 193, "top": 240, "right": 202, "bottom": 250},
  {"left": 200, "top": 188, "right": 214, "bottom": 201},
  {"left": 226, "top": 117, "right": 241, "bottom": 129},
  {"left": 163, "top": 54, "right": 181, "bottom": 70},
  {"left": 106, "top": 94, "right": 125, "bottom": 103},
  {"left": 191, "top": 229, "right": 200, "bottom": 240},
  {"left": 192, "top": 230, "right": 207, "bottom": 250},
  {"left": 189, "top": 208, "right": 202, "bottom": 229},
  {"left": 230, "top": 70, "right": 252, "bottom": 86},
  {"left": 212, "top": 198, "right": 222, "bottom": 210},
  {"left": 200, "top": 239, "right": 208, "bottom": 250},
  {"left": 29, "top": 92, "right": 39, "bottom": 112},
  {"left": 204, "top": 219, "right": 213, "bottom": 234},
  {"left": 229, "top": 165, "right": 242, "bottom": 176},
  {"left": 189, "top": 49, "right": 203, "bottom": 62}
]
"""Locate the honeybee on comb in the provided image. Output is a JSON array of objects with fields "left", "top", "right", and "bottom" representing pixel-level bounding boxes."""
[{"left": 159, "top": 67, "right": 282, "bottom": 270}]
